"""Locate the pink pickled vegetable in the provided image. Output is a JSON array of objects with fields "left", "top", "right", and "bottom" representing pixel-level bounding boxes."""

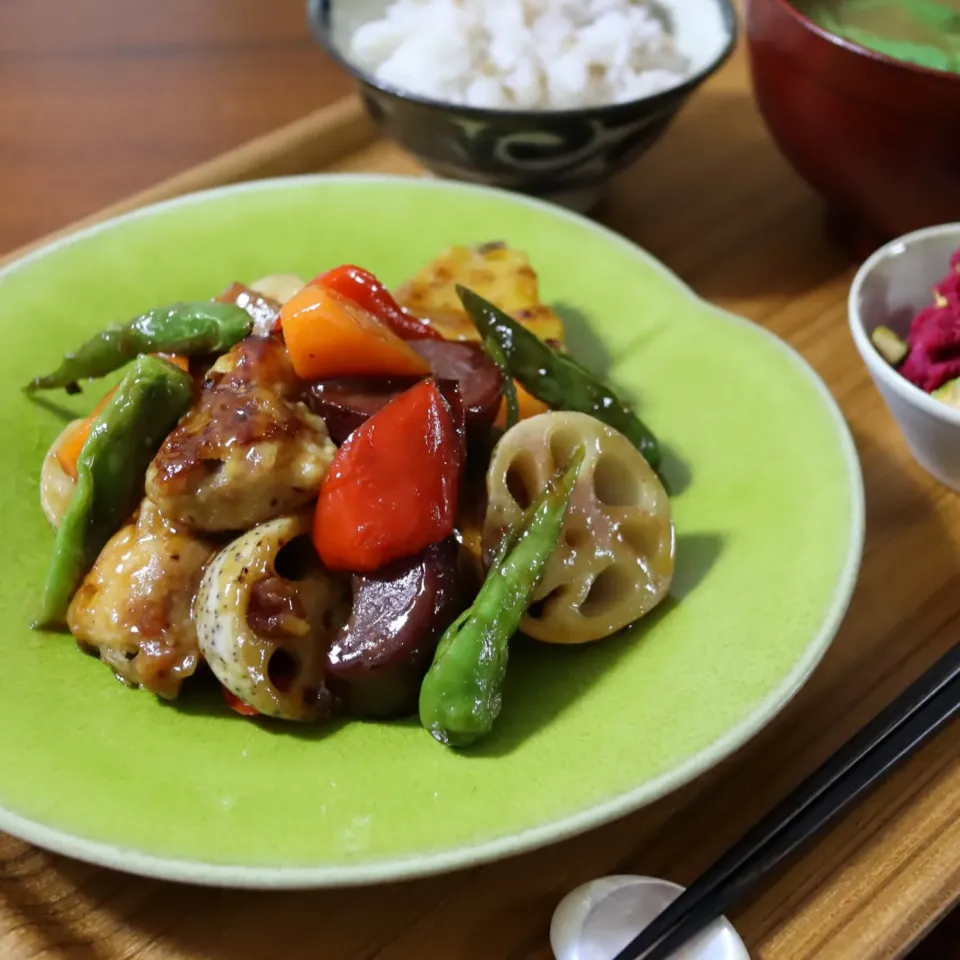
[{"left": 898, "top": 250, "right": 960, "bottom": 393}]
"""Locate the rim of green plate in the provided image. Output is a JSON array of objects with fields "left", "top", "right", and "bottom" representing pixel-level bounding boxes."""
[{"left": 0, "top": 174, "right": 865, "bottom": 888}]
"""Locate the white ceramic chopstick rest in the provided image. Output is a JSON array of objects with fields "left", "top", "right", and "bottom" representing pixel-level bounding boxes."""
[{"left": 550, "top": 875, "right": 749, "bottom": 960}]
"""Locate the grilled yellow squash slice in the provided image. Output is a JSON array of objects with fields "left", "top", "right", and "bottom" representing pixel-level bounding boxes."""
[{"left": 394, "top": 242, "right": 566, "bottom": 346}]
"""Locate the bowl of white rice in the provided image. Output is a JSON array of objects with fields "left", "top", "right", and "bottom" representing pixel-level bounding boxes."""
[{"left": 308, "top": 0, "right": 737, "bottom": 211}]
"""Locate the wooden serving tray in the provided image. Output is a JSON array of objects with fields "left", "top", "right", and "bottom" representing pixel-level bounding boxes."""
[{"left": 3, "top": 51, "right": 960, "bottom": 960}]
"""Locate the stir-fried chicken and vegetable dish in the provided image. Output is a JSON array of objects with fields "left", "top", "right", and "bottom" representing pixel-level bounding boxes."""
[{"left": 29, "top": 244, "right": 676, "bottom": 748}]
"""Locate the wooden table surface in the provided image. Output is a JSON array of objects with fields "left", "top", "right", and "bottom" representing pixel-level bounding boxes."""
[{"left": 3, "top": 1, "right": 960, "bottom": 958}]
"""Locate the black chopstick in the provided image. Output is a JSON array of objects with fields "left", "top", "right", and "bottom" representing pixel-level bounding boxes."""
[{"left": 612, "top": 643, "right": 960, "bottom": 960}]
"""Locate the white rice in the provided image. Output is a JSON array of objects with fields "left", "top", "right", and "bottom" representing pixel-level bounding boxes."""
[{"left": 349, "top": 0, "right": 696, "bottom": 110}]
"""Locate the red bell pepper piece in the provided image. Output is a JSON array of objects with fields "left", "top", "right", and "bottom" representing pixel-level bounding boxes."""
[
  {"left": 313, "top": 379, "right": 464, "bottom": 572},
  {"left": 312, "top": 265, "right": 443, "bottom": 341},
  {"left": 222, "top": 686, "right": 260, "bottom": 717}
]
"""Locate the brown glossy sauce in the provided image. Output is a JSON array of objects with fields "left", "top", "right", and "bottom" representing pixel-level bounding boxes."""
[
  {"left": 215, "top": 282, "right": 282, "bottom": 335},
  {"left": 152, "top": 382, "right": 308, "bottom": 488},
  {"left": 247, "top": 576, "right": 308, "bottom": 640}
]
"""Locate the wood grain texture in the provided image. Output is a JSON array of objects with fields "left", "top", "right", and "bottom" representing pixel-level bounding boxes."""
[
  {"left": 2, "top": 5, "right": 960, "bottom": 959},
  {"left": 0, "top": 0, "right": 354, "bottom": 253},
  {"left": 0, "top": 96, "right": 374, "bottom": 270}
]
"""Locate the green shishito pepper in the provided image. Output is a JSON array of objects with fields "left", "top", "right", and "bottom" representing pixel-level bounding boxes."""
[
  {"left": 25, "top": 301, "right": 252, "bottom": 394},
  {"left": 419, "top": 448, "right": 584, "bottom": 748},
  {"left": 482, "top": 334, "right": 519, "bottom": 429},
  {"left": 34, "top": 355, "right": 194, "bottom": 628},
  {"left": 457, "top": 285, "right": 661, "bottom": 470}
]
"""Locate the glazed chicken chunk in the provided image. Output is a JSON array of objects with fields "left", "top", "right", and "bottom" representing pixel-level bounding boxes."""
[
  {"left": 145, "top": 337, "right": 337, "bottom": 532},
  {"left": 67, "top": 499, "right": 218, "bottom": 699}
]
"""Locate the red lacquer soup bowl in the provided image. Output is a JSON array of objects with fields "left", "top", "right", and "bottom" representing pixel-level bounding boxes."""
[{"left": 745, "top": 0, "right": 960, "bottom": 247}]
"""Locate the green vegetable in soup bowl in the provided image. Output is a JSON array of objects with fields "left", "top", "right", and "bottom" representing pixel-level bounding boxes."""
[
  {"left": 746, "top": 0, "right": 960, "bottom": 246},
  {"left": 806, "top": 0, "right": 960, "bottom": 74}
]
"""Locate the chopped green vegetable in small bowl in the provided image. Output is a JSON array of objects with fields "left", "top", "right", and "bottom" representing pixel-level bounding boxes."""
[
  {"left": 932, "top": 377, "right": 960, "bottom": 408},
  {"left": 870, "top": 325, "right": 909, "bottom": 367}
]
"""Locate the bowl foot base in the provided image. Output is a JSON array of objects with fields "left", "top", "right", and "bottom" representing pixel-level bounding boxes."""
[
  {"left": 419, "top": 168, "right": 605, "bottom": 215},
  {"left": 541, "top": 184, "right": 606, "bottom": 215}
]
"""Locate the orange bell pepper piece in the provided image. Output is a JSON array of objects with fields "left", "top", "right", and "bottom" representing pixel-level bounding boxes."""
[
  {"left": 154, "top": 353, "right": 191, "bottom": 373},
  {"left": 54, "top": 354, "right": 190, "bottom": 481},
  {"left": 313, "top": 265, "right": 443, "bottom": 341},
  {"left": 494, "top": 381, "right": 549, "bottom": 429},
  {"left": 281, "top": 285, "right": 431, "bottom": 381},
  {"left": 55, "top": 391, "right": 115, "bottom": 481}
]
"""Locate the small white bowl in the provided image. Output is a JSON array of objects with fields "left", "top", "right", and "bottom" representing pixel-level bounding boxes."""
[
  {"left": 849, "top": 223, "right": 960, "bottom": 490},
  {"left": 550, "top": 875, "right": 748, "bottom": 960}
]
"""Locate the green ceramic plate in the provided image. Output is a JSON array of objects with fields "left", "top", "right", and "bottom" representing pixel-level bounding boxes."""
[{"left": 0, "top": 176, "right": 862, "bottom": 888}]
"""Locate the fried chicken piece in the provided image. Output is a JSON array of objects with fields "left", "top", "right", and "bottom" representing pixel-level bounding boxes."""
[
  {"left": 145, "top": 336, "right": 336, "bottom": 532},
  {"left": 67, "top": 499, "right": 217, "bottom": 699}
]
